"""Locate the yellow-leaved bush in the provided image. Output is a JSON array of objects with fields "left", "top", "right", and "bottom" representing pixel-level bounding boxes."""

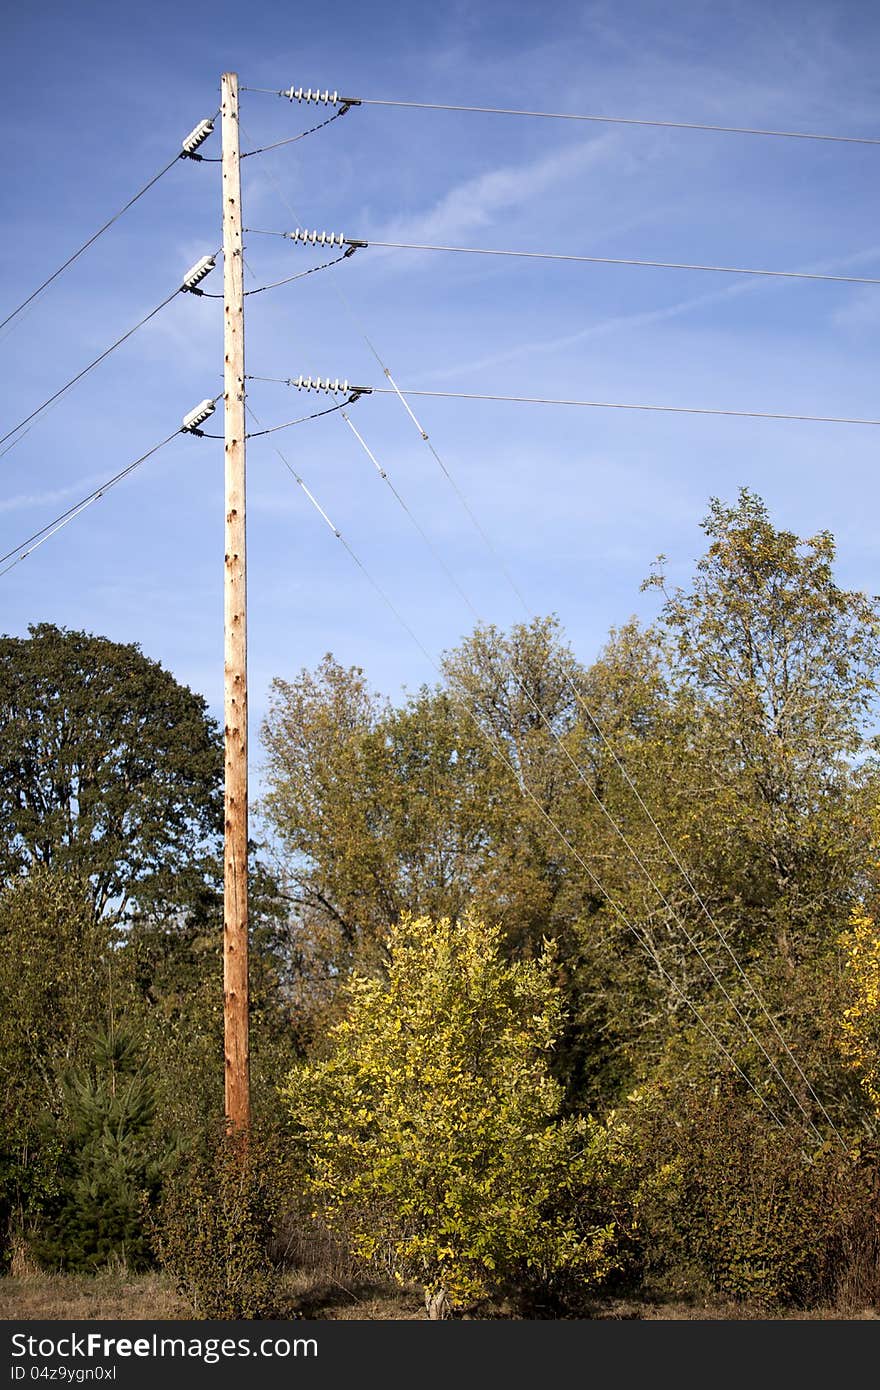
[
  {"left": 282, "top": 912, "right": 620, "bottom": 1311},
  {"left": 839, "top": 908, "right": 880, "bottom": 1111}
]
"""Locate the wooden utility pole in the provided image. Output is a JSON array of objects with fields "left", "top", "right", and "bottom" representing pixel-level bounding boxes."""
[{"left": 221, "top": 70, "right": 250, "bottom": 1132}]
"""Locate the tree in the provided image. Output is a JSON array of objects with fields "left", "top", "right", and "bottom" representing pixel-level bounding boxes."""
[
  {"left": 283, "top": 912, "right": 619, "bottom": 1315},
  {"left": 0, "top": 623, "right": 222, "bottom": 921},
  {"left": 0, "top": 869, "right": 119, "bottom": 1132},
  {"left": 0, "top": 869, "right": 122, "bottom": 1262},
  {"left": 260, "top": 623, "right": 601, "bottom": 979},
  {"left": 442, "top": 616, "right": 601, "bottom": 950},
  {"left": 261, "top": 657, "right": 499, "bottom": 998},
  {"left": 643, "top": 488, "right": 880, "bottom": 962},
  {"left": 33, "top": 1027, "right": 168, "bottom": 1272}
]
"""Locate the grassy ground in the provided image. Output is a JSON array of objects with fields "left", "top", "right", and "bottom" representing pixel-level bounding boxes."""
[
  {"left": 1, "top": 1271, "right": 878, "bottom": 1321},
  {"left": 0, "top": 1270, "right": 189, "bottom": 1321}
]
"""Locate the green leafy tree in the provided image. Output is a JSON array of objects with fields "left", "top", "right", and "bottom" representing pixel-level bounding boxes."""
[
  {"left": 643, "top": 488, "right": 880, "bottom": 963},
  {"left": 284, "top": 912, "right": 619, "bottom": 1315},
  {"left": 261, "top": 657, "right": 499, "bottom": 1028},
  {"left": 260, "top": 624, "right": 600, "bottom": 1004},
  {"left": 262, "top": 658, "right": 468, "bottom": 941},
  {"left": 0, "top": 623, "right": 223, "bottom": 921},
  {"left": 547, "top": 493, "right": 880, "bottom": 1118}
]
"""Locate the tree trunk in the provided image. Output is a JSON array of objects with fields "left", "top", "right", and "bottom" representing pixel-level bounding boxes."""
[{"left": 425, "top": 1287, "right": 450, "bottom": 1320}]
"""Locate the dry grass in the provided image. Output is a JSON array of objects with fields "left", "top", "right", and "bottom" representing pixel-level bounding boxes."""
[
  {"left": 1, "top": 1270, "right": 876, "bottom": 1322},
  {"left": 582, "top": 1297, "right": 879, "bottom": 1320},
  {"left": 0, "top": 1265, "right": 424, "bottom": 1323},
  {"left": 0, "top": 1269, "right": 189, "bottom": 1321}
]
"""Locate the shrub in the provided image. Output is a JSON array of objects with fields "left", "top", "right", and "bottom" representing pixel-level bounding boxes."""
[
  {"left": 620, "top": 1081, "right": 868, "bottom": 1306},
  {"left": 155, "top": 1126, "right": 290, "bottom": 1319},
  {"left": 838, "top": 909, "right": 880, "bottom": 1113},
  {"left": 283, "top": 912, "right": 620, "bottom": 1315}
]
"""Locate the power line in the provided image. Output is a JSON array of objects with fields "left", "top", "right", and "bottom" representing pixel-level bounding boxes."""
[
  {"left": 250, "top": 226, "right": 880, "bottom": 288},
  {"left": 229, "top": 395, "right": 361, "bottom": 440},
  {"left": 339, "top": 409, "right": 833, "bottom": 1146},
  {"left": 0, "top": 258, "right": 220, "bottom": 455},
  {"left": 0, "top": 430, "right": 182, "bottom": 578},
  {"left": 248, "top": 377, "right": 880, "bottom": 430},
  {"left": 246, "top": 166, "right": 880, "bottom": 447},
  {"left": 356, "top": 98, "right": 880, "bottom": 147},
  {"left": 347, "top": 238, "right": 880, "bottom": 288},
  {"left": 199, "top": 249, "right": 352, "bottom": 298},
  {"left": 199, "top": 397, "right": 355, "bottom": 439},
  {"left": 195, "top": 108, "right": 350, "bottom": 160},
  {"left": 241, "top": 105, "right": 350, "bottom": 156},
  {"left": 261, "top": 420, "right": 788, "bottom": 1132},
  {"left": 369, "top": 386, "right": 880, "bottom": 428},
  {"left": 242, "top": 86, "right": 880, "bottom": 147},
  {"left": 0, "top": 114, "right": 219, "bottom": 338},
  {"left": 0, "top": 291, "right": 179, "bottom": 454}
]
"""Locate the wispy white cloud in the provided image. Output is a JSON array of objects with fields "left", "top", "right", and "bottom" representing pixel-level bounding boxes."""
[
  {"left": 0, "top": 473, "right": 106, "bottom": 516},
  {"left": 370, "top": 133, "right": 625, "bottom": 246}
]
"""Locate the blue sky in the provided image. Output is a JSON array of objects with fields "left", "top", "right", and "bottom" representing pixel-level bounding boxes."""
[{"left": 4, "top": 0, "right": 880, "bottom": 781}]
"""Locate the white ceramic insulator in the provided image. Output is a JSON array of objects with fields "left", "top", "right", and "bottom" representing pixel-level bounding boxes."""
[
  {"left": 301, "top": 229, "right": 344, "bottom": 246},
  {"left": 181, "top": 255, "right": 216, "bottom": 290},
  {"left": 181, "top": 118, "right": 214, "bottom": 154},
  {"left": 292, "top": 375, "right": 349, "bottom": 394},
  {"left": 284, "top": 86, "right": 338, "bottom": 104},
  {"left": 182, "top": 399, "right": 216, "bottom": 431}
]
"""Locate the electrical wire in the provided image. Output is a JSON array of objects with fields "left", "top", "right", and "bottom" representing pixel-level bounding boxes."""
[
  {"left": 242, "top": 106, "right": 350, "bottom": 156},
  {"left": 199, "top": 395, "right": 358, "bottom": 440},
  {"left": 0, "top": 115, "right": 220, "bottom": 338},
  {"left": 259, "top": 418, "right": 789, "bottom": 1132},
  {"left": 0, "top": 430, "right": 181, "bottom": 578},
  {"left": 369, "top": 385, "right": 880, "bottom": 429},
  {"left": 246, "top": 397, "right": 357, "bottom": 438},
  {"left": 346, "top": 238, "right": 880, "bottom": 288},
  {"left": 238, "top": 138, "right": 876, "bottom": 442},
  {"left": 196, "top": 107, "right": 349, "bottom": 160},
  {"left": 242, "top": 88, "right": 880, "bottom": 147},
  {"left": 248, "top": 226, "right": 880, "bottom": 288},
  {"left": 0, "top": 276, "right": 212, "bottom": 455},
  {"left": 199, "top": 250, "right": 350, "bottom": 298},
  {"left": 340, "top": 408, "right": 832, "bottom": 1146},
  {"left": 248, "top": 376, "right": 880, "bottom": 431}
]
